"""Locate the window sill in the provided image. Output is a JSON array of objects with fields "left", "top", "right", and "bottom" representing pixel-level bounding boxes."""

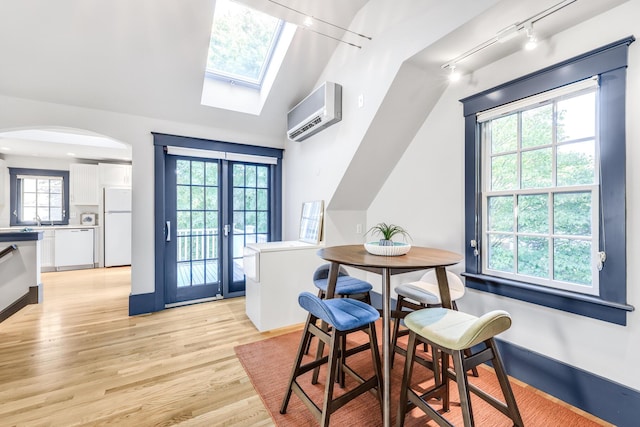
[{"left": 462, "top": 272, "right": 634, "bottom": 325}]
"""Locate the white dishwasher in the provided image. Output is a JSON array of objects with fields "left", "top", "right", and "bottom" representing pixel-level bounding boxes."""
[
  {"left": 54, "top": 228, "right": 94, "bottom": 269},
  {"left": 243, "top": 241, "right": 325, "bottom": 332}
]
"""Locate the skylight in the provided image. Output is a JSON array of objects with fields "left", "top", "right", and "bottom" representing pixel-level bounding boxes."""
[{"left": 207, "top": 0, "right": 284, "bottom": 88}]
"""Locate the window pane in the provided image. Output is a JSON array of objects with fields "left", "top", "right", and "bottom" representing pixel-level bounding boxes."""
[
  {"left": 177, "top": 160, "right": 190, "bottom": 185},
  {"left": 518, "top": 194, "right": 548, "bottom": 233},
  {"left": 488, "top": 196, "right": 514, "bottom": 232},
  {"left": 205, "top": 211, "right": 218, "bottom": 235},
  {"left": 205, "top": 162, "right": 218, "bottom": 186},
  {"left": 208, "top": 0, "right": 282, "bottom": 84},
  {"left": 192, "top": 211, "right": 204, "bottom": 231},
  {"left": 205, "top": 187, "right": 218, "bottom": 210},
  {"left": 518, "top": 236, "right": 549, "bottom": 278},
  {"left": 233, "top": 164, "right": 245, "bottom": 186},
  {"left": 488, "top": 234, "right": 514, "bottom": 272},
  {"left": 246, "top": 165, "right": 257, "bottom": 187},
  {"left": 37, "top": 179, "right": 49, "bottom": 192},
  {"left": 257, "top": 211, "right": 268, "bottom": 233},
  {"left": 177, "top": 186, "right": 191, "bottom": 210},
  {"left": 23, "top": 193, "right": 36, "bottom": 207},
  {"left": 557, "top": 140, "right": 595, "bottom": 186},
  {"left": 50, "top": 193, "right": 62, "bottom": 208},
  {"left": 23, "top": 178, "right": 36, "bottom": 192},
  {"left": 257, "top": 166, "right": 268, "bottom": 188},
  {"left": 50, "top": 208, "right": 62, "bottom": 221},
  {"left": 491, "top": 153, "right": 517, "bottom": 191},
  {"left": 23, "top": 207, "right": 36, "bottom": 222},
  {"left": 521, "top": 147, "right": 552, "bottom": 188},
  {"left": 245, "top": 211, "right": 256, "bottom": 232},
  {"left": 50, "top": 179, "right": 62, "bottom": 193},
  {"left": 554, "top": 192, "right": 591, "bottom": 236},
  {"left": 191, "top": 162, "right": 205, "bottom": 185},
  {"left": 257, "top": 188, "right": 268, "bottom": 210},
  {"left": 191, "top": 186, "right": 204, "bottom": 210},
  {"left": 177, "top": 211, "right": 191, "bottom": 231},
  {"left": 37, "top": 207, "right": 50, "bottom": 220},
  {"left": 554, "top": 238, "right": 591, "bottom": 285},
  {"left": 233, "top": 188, "right": 244, "bottom": 210},
  {"left": 38, "top": 193, "right": 50, "bottom": 207},
  {"left": 491, "top": 114, "right": 517, "bottom": 154},
  {"left": 245, "top": 188, "right": 256, "bottom": 210},
  {"left": 557, "top": 92, "right": 596, "bottom": 142},
  {"left": 234, "top": 212, "right": 245, "bottom": 231},
  {"left": 522, "top": 104, "right": 552, "bottom": 149}
]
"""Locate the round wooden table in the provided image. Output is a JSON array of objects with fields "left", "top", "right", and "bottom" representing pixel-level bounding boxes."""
[{"left": 317, "top": 244, "right": 463, "bottom": 427}]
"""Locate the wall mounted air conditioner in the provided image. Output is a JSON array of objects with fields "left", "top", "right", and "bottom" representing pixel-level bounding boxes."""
[{"left": 287, "top": 82, "right": 342, "bottom": 142}]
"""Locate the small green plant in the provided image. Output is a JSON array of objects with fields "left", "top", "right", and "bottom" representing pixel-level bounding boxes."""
[{"left": 366, "top": 222, "right": 410, "bottom": 246}]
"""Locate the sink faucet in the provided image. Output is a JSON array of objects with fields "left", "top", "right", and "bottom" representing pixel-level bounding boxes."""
[{"left": 34, "top": 215, "right": 41, "bottom": 226}]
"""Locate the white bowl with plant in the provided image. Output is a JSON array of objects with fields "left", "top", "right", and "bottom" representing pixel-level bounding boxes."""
[{"left": 364, "top": 222, "right": 411, "bottom": 256}]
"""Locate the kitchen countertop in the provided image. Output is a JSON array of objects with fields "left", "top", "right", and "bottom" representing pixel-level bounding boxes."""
[
  {"left": 0, "top": 230, "right": 43, "bottom": 242},
  {"left": 0, "top": 225, "right": 99, "bottom": 232}
]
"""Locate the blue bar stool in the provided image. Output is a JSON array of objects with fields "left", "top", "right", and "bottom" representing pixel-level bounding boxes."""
[
  {"left": 313, "top": 263, "right": 373, "bottom": 303},
  {"left": 280, "top": 292, "right": 383, "bottom": 426},
  {"left": 396, "top": 307, "right": 523, "bottom": 427},
  {"left": 305, "top": 264, "right": 374, "bottom": 356}
]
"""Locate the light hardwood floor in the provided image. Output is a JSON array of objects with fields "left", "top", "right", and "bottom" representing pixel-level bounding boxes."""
[
  {"left": 0, "top": 268, "right": 610, "bottom": 426},
  {"left": 0, "top": 267, "right": 297, "bottom": 426}
]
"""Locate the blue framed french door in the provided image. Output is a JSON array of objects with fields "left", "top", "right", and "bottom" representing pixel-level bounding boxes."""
[
  {"left": 164, "top": 155, "right": 275, "bottom": 305},
  {"left": 165, "top": 156, "right": 222, "bottom": 304}
]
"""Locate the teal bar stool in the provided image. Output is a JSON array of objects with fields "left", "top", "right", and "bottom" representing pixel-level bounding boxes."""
[
  {"left": 396, "top": 307, "right": 523, "bottom": 427},
  {"left": 281, "top": 292, "right": 383, "bottom": 427}
]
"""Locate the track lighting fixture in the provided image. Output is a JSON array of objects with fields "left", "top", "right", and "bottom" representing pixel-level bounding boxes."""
[
  {"left": 441, "top": 0, "right": 576, "bottom": 81},
  {"left": 524, "top": 22, "right": 538, "bottom": 50},
  {"left": 266, "top": 0, "right": 372, "bottom": 49},
  {"left": 448, "top": 65, "right": 461, "bottom": 82}
]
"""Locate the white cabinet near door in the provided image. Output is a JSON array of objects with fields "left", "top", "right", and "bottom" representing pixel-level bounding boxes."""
[
  {"left": 98, "top": 163, "right": 132, "bottom": 187},
  {"left": 70, "top": 164, "right": 99, "bottom": 205},
  {"left": 41, "top": 229, "right": 56, "bottom": 270},
  {"left": 54, "top": 228, "right": 94, "bottom": 268}
]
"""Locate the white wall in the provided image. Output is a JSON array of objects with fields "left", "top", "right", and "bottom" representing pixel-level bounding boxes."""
[
  {"left": 367, "top": 0, "right": 640, "bottom": 392},
  {"left": 281, "top": 0, "right": 501, "bottom": 242},
  {"left": 0, "top": 95, "right": 284, "bottom": 296}
]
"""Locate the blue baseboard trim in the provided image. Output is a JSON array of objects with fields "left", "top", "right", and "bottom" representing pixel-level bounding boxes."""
[
  {"left": 369, "top": 291, "right": 639, "bottom": 426},
  {"left": 129, "top": 292, "right": 159, "bottom": 316},
  {"left": 497, "top": 340, "right": 639, "bottom": 426}
]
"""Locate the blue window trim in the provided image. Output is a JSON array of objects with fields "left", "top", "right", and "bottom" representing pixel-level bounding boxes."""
[
  {"left": 8, "top": 168, "right": 70, "bottom": 226},
  {"left": 461, "top": 37, "right": 635, "bottom": 325},
  {"left": 149, "top": 132, "right": 283, "bottom": 313}
]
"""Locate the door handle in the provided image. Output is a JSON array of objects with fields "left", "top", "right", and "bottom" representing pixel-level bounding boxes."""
[
  {"left": 224, "top": 224, "right": 231, "bottom": 237},
  {"left": 165, "top": 221, "right": 171, "bottom": 242}
]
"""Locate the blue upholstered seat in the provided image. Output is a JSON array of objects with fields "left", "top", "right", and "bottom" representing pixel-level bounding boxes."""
[
  {"left": 313, "top": 264, "right": 373, "bottom": 296},
  {"left": 298, "top": 292, "right": 379, "bottom": 331}
]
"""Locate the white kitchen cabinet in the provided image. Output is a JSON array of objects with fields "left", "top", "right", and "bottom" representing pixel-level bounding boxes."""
[
  {"left": 41, "top": 230, "right": 56, "bottom": 271},
  {"left": 54, "top": 228, "right": 94, "bottom": 268},
  {"left": 70, "top": 164, "right": 99, "bottom": 205},
  {"left": 98, "top": 163, "right": 132, "bottom": 187}
]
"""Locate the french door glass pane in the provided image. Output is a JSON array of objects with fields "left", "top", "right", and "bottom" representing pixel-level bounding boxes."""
[{"left": 175, "top": 159, "right": 220, "bottom": 289}]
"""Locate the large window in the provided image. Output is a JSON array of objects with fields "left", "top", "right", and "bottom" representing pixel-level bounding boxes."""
[
  {"left": 9, "top": 168, "right": 70, "bottom": 226},
  {"left": 461, "top": 37, "right": 634, "bottom": 325},
  {"left": 207, "top": 0, "right": 284, "bottom": 88},
  {"left": 480, "top": 80, "right": 600, "bottom": 295}
]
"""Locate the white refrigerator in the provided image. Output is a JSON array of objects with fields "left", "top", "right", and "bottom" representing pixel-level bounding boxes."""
[{"left": 104, "top": 187, "right": 132, "bottom": 267}]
